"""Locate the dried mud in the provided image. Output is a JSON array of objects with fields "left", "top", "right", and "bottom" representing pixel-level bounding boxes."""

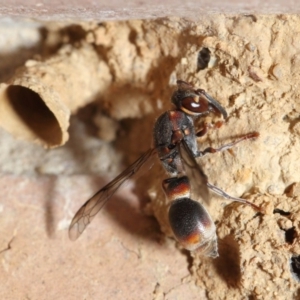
[{"left": 1, "top": 15, "right": 300, "bottom": 299}]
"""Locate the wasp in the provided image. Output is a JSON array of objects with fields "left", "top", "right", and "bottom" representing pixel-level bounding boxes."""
[{"left": 69, "top": 80, "right": 260, "bottom": 258}]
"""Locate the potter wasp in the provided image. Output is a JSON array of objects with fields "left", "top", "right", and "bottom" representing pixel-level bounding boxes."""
[{"left": 69, "top": 80, "right": 259, "bottom": 257}]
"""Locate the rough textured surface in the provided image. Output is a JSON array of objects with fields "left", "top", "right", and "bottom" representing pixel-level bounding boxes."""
[
  {"left": 193, "top": 191, "right": 300, "bottom": 299},
  {"left": 1, "top": 1, "right": 300, "bottom": 20},
  {"left": 0, "top": 43, "right": 111, "bottom": 147},
  {"left": 1, "top": 15, "right": 300, "bottom": 299}
]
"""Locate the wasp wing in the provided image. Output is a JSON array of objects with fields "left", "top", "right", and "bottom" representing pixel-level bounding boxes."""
[
  {"left": 69, "top": 148, "right": 157, "bottom": 241},
  {"left": 178, "top": 139, "right": 210, "bottom": 204}
]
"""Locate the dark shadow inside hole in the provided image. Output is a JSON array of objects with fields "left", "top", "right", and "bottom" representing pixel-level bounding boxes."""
[
  {"left": 290, "top": 255, "right": 300, "bottom": 282},
  {"left": 273, "top": 208, "right": 291, "bottom": 216},
  {"left": 197, "top": 48, "right": 211, "bottom": 71},
  {"left": 59, "top": 24, "right": 87, "bottom": 44},
  {"left": 285, "top": 227, "right": 296, "bottom": 244},
  {"left": 6, "top": 85, "right": 62, "bottom": 145},
  {"left": 213, "top": 235, "right": 241, "bottom": 288}
]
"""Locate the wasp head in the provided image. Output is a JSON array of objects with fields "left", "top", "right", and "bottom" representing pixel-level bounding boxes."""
[{"left": 171, "top": 80, "right": 228, "bottom": 119}]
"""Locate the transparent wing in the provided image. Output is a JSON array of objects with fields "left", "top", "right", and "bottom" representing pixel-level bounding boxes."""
[
  {"left": 178, "top": 139, "right": 210, "bottom": 204},
  {"left": 69, "top": 148, "right": 157, "bottom": 240}
]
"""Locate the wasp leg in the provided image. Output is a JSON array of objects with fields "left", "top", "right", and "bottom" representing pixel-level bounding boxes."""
[
  {"left": 196, "top": 132, "right": 259, "bottom": 157},
  {"left": 207, "top": 182, "right": 261, "bottom": 211},
  {"left": 196, "top": 121, "right": 224, "bottom": 137}
]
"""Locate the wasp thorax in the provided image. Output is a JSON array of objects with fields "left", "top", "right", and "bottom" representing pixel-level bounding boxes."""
[{"left": 168, "top": 197, "right": 218, "bottom": 257}]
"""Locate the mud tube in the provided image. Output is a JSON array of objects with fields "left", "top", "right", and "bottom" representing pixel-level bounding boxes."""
[{"left": 0, "top": 43, "right": 111, "bottom": 148}]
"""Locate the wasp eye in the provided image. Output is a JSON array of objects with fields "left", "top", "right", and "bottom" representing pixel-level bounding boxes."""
[{"left": 180, "top": 96, "right": 209, "bottom": 115}]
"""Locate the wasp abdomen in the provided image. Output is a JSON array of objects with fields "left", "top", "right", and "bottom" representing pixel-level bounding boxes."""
[{"left": 168, "top": 198, "right": 218, "bottom": 257}]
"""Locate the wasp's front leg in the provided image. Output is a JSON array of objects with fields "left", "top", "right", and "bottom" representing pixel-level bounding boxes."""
[{"left": 196, "top": 132, "right": 259, "bottom": 157}]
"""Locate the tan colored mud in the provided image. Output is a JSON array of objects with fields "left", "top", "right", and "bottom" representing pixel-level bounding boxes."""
[{"left": 1, "top": 15, "right": 300, "bottom": 299}]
